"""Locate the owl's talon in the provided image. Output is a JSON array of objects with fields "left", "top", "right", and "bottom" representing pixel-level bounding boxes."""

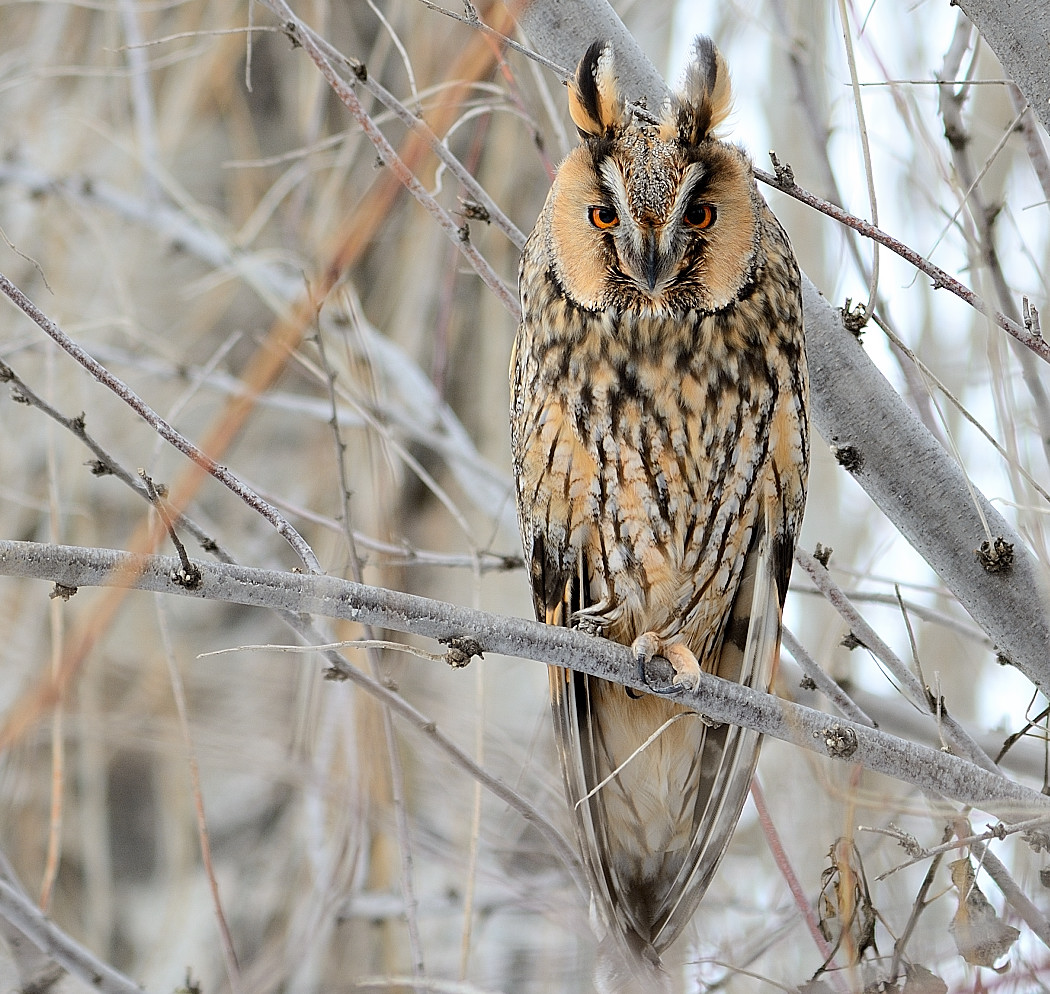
[
  {"left": 573, "top": 614, "right": 608, "bottom": 638},
  {"left": 631, "top": 632, "right": 699, "bottom": 696}
]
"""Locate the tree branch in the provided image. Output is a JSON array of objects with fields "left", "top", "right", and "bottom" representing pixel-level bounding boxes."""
[
  {"left": 0, "top": 272, "right": 321, "bottom": 574},
  {"left": 3, "top": 539, "right": 1047, "bottom": 822},
  {"left": 0, "top": 877, "right": 145, "bottom": 994},
  {"left": 953, "top": 0, "right": 1050, "bottom": 135}
]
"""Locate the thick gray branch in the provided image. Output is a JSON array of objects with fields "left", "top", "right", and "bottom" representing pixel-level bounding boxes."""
[
  {"left": 3, "top": 540, "right": 1047, "bottom": 822},
  {"left": 954, "top": 0, "right": 1050, "bottom": 134},
  {"left": 512, "top": 0, "right": 1050, "bottom": 693}
]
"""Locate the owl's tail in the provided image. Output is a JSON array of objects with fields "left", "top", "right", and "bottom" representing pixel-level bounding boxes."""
[
  {"left": 593, "top": 932, "right": 673, "bottom": 994},
  {"left": 551, "top": 522, "right": 785, "bottom": 961}
]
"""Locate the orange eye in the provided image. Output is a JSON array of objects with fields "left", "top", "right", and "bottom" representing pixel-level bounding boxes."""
[
  {"left": 684, "top": 203, "right": 716, "bottom": 229},
  {"left": 588, "top": 205, "right": 619, "bottom": 229}
]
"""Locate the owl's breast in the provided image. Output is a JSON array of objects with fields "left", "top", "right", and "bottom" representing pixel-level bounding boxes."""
[{"left": 517, "top": 320, "right": 773, "bottom": 647}]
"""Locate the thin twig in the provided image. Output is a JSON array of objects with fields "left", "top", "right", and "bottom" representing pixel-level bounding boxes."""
[
  {"left": 836, "top": 0, "right": 879, "bottom": 323},
  {"left": 888, "top": 825, "right": 952, "bottom": 980},
  {"left": 412, "top": 0, "right": 571, "bottom": 81},
  {"left": 794, "top": 547, "right": 1000, "bottom": 773},
  {"left": 751, "top": 780, "right": 844, "bottom": 984},
  {"left": 0, "top": 879, "right": 146, "bottom": 994},
  {"left": 262, "top": 2, "right": 519, "bottom": 318},
  {"left": 0, "top": 272, "right": 321, "bottom": 572},
  {"left": 756, "top": 163, "right": 1048, "bottom": 362},
  {"left": 969, "top": 836, "right": 1050, "bottom": 949},
  {"left": 781, "top": 626, "right": 876, "bottom": 727},
  {"left": 313, "top": 310, "right": 428, "bottom": 978},
  {"left": 302, "top": 13, "right": 526, "bottom": 249},
  {"left": 156, "top": 606, "right": 242, "bottom": 992}
]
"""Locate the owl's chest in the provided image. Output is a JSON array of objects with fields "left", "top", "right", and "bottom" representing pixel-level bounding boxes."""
[{"left": 528, "top": 344, "right": 745, "bottom": 555}]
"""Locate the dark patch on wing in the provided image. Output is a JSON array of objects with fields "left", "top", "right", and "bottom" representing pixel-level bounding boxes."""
[
  {"left": 771, "top": 530, "right": 795, "bottom": 608},
  {"left": 529, "top": 531, "right": 568, "bottom": 622}
]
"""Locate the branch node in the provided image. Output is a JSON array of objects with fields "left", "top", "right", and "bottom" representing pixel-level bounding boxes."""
[
  {"left": 768, "top": 150, "right": 794, "bottom": 187},
  {"left": 1024, "top": 296, "right": 1042, "bottom": 338},
  {"left": 441, "top": 635, "right": 484, "bottom": 668},
  {"left": 840, "top": 297, "right": 868, "bottom": 337},
  {"left": 975, "top": 537, "right": 1014, "bottom": 574},
  {"left": 458, "top": 198, "right": 491, "bottom": 224},
  {"left": 49, "top": 582, "right": 78, "bottom": 601},
  {"left": 283, "top": 20, "right": 302, "bottom": 49},
  {"left": 817, "top": 722, "right": 859, "bottom": 760},
  {"left": 170, "top": 564, "right": 203, "bottom": 591},
  {"left": 813, "top": 543, "right": 833, "bottom": 568},
  {"left": 831, "top": 444, "right": 864, "bottom": 474}
]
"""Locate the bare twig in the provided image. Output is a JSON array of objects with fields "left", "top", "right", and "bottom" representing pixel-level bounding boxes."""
[
  {"left": 751, "top": 780, "right": 843, "bottom": 982},
  {"left": 865, "top": 812, "right": 1050, "bottom": 879},
  {"left": 302, "top": 13, "right": 527, "bottom": 250},
  {"left": 780, "top": 627, "right": 876, "bottom": 728},
  {"left": 835, "top": 0, "right": 879, "bottom": 324},
  {"left": 969, "top": 836, "right": 1050, "bottom": 949},
  {"left": 794, "top": 547, "right": 1000, "bottom": 773},
  {"left": 0, "top": 878, "right": 146, "bottom": 994},
  {"left": 0, "top": 272, "right": 320, "bottom": 572},
  {"left": 261, "top": 1, "right": 519, "bottom": 317},
  {"left": 156, "top": 607, "right": 241, "bottom": 991},
  {"left": 757, "top": 161, "right": 1048, "bottom": 363}
]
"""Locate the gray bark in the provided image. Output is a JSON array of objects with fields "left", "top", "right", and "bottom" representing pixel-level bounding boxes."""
[
  {"left": 3, "top": 539, "right": 1047, "bottom": 823},
  {"left": 955, "top": 0, "right": 1050, "bottom": 134}
]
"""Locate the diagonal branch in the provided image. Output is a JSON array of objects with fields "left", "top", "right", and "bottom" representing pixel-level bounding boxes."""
[
  {"left": 2, "top": 539, "right": 1047, "bottom": 822},
  {"left": 754, "top": 161, "right": 1046, "bottom": 362}
]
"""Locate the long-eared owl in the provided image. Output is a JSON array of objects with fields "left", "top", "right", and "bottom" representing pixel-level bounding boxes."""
[{"left": 510, "top": 36, "right": 808, "bottom": 984}]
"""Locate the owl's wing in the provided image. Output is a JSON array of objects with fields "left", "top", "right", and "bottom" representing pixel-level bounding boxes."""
[{"left": 649, "top": 510, "right": 789, "bottom": 950}]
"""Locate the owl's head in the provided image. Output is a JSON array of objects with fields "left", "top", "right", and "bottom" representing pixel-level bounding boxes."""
[{"left": 542, "top": 38, "right": 762, "bottom": 315}]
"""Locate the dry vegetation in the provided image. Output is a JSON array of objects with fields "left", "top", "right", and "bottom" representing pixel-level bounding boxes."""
[{"left": 0, "top": 1, "right": 1049, "bottom": 992}]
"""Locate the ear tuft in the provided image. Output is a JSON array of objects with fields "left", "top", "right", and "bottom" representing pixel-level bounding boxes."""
[
  {"left": 660, "top": 36, "right": 733, "bottom": 145},
  {"left": 567, "top": 41, "right": 628, "bottom": 139}
]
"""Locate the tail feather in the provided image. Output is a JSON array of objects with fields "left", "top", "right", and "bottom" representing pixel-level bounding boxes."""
[{"left": 549, "top": 519, "right": 784, "bottom": 962}]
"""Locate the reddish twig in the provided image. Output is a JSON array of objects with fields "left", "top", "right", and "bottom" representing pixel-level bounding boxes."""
[
  {"left": 751, "top": 780, "right": 844, "bottom": 987},
  {"left": 755, "top": 160, "right": 1049, "bottom": 364}
]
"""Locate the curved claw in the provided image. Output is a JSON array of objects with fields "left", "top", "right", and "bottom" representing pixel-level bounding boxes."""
[{"left": 631, "top": 632, "right": 700, "bottom": 696}]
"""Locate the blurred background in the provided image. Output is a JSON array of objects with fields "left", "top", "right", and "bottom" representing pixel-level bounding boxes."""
[{"left": 0, "top": 0, "right": 1048, "bottom": 990}]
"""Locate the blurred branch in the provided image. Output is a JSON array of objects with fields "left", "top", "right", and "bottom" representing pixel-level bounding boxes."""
[
  {"left": 2, "top": 539, "right": 1048, "bottom": 822},
  {"left": 261, "top": 0, "right": 519, "bottom": 316},
  {"left": 0, "top": 272, "right": 321, "bottom": 573},
  {"left": 304, "top": 5, "right": 527, "bottom": 250},
  {"left": 0, "top": 163, "right": 518, "bottom": 533},
  {"left": 510, "top": 0, "right": 1050, "bottom": 700},
  {"left": 936, "top": 13, "right": 1050, "bottom": 472},
  {"left": 0, "top": 876, "right": 145, "bottom": 994}
]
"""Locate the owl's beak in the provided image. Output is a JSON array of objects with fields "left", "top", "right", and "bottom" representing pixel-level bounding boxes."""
[
  {"left": 643, "top": 235, "right": 661, "bottom": 291},
  {"left": 634, "top": 229, "right": 671, "bottom": 293}
]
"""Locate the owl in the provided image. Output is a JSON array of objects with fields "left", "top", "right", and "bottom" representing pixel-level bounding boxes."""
[{"left": 510, "top": 37, "right": 809, "bottom": 983}]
